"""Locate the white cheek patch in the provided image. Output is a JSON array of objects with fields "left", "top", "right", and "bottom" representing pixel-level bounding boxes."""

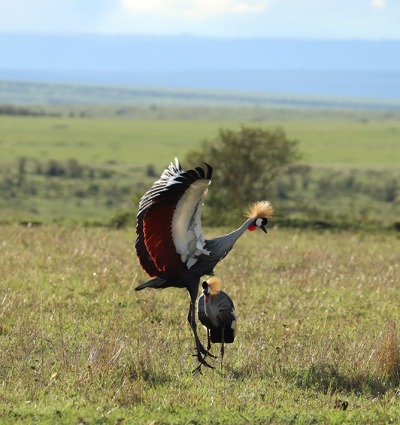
[{"left": 255, "top": 218, "right": 263, "bottom": 227}]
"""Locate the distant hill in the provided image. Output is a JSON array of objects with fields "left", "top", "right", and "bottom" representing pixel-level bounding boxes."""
[
  {"left": 1, "top": 34, "right": 400, "bottom": 71},
  {"left": 0, "top": 34, "right": 399, "bottom": 99},
  {"left": 1, "top": 80, "right": 399, "bottom": 111}
]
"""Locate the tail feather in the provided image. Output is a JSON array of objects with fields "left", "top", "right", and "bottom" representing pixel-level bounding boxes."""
[
  {"left": 210, "top": 324, "right": 235, "bottom": 343},
  {"left": 135, "top": 276, "right": 168, "bottom": 291}
]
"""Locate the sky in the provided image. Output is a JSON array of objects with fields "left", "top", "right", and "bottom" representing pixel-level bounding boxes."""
[{"left": 0, "top": 0, "right": 399, "bottom": 39}]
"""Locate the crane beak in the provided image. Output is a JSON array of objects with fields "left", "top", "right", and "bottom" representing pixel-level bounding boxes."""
[{"left": 260, "top": 224, "right": 268, "bottom": 234}]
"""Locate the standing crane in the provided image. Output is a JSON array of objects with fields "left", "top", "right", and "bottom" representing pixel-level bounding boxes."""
[
  {"left": 135, "top": 158, "right": 273, "bottom": 371},
  {"left": 197, "top": 277, "right": 237, "bottom": 372}
]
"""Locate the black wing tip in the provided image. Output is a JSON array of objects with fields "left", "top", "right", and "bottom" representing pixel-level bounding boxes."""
[
  {"left": 171, "top": 158, "right": 212, "bottom": 181},
  {"left": 202, "top": 162, "right": 213, "bottom": 179},
  {"left": 195, "top": 166, "right": 205, "bottom": 179},
  {"left": 135, "top": 276, "right": 169, "bottom": 291}
]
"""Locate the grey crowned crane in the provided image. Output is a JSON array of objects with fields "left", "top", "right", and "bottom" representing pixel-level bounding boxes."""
[
  {"left": 197, "top": 277, "right": 237, "bottom": 372},
  {"left": 135, "top": 158, "right": 273, "bottom": 371}
]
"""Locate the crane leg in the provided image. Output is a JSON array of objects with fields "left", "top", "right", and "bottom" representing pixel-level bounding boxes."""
[
  {"left": 204, "top": 327, "right": 216, "bottom": 358},
  {"left": 207, "top": 328, "right": 211, "bottom": 352},
  {"left": 187, "top": 300, "right": 214, "bottom": 373},
  {"left": 219, "top": 328, "right": 226, "bottom": 372}
]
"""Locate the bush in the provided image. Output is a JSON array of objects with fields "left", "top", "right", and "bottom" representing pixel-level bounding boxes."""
[
  {"left": 109, "top": 211, "right": 135, "bottom": 229},
  {"left": 46, "top": 160, "right": 66, "bottom": 177},
  {"left": 185, "top": 125, "right": 299, "bottom": 224},
  {"left": 66, "top": 159, "right": 82, "bottom": 178}
]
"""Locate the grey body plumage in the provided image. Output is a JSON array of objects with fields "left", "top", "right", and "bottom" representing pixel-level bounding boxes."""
[{"left": 197, "top": 278, "right": 237, "bottom": 371}]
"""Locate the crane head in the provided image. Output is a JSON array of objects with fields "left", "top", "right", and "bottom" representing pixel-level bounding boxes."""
[
  {"left": 248, "top": 217, "right": 268, "bottom": 233},
  {"left": 202, "top": 280, "right": 210, "bottom": 302},
  {"left": 202, "top": 280, "right": 210, "bottom": 294},
  {"left": 245, "top": 200, "right": 274, "bottom": 233},
  {"left": 202, "top": 277, "right": 222, "bottom": 301}
]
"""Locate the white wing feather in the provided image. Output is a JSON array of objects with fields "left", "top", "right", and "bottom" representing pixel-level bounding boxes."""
[{"left": 172, "top": 179, "right": 211, "bottom": 268}]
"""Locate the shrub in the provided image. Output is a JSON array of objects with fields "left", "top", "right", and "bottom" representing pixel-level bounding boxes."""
[{"left": 185, "top": 125, "right": 299, "bottom": 225}]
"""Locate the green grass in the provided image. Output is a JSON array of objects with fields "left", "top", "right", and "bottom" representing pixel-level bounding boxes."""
[
  {"left": 1, "top": 111, "right": 399, "bottom": 226},
  {"left": 1, "top": 113, "right": 400, "bottom": 167},
  {"left": 0, "top": 116, "right": 235, "bottom": 167},
  {"left": 281, "top": 119, "right": 400, "bottom": 166},
  {"left": 1, "top": 225, "right": 400, "bottom": 423}
]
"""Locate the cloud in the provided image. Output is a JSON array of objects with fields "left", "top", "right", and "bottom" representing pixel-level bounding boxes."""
[
  {"left": 121, "top": 0, "right": 268, "bottom": 17},
  {"left": 371, "top": 0, "right": 385, "bottom": 8}
]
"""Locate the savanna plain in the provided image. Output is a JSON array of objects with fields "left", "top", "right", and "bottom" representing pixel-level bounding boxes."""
[
  {"left": 1, "top": 87, "right": 400, "bottom": 423},
  {"left": 1, "top": 226, "right": 400, "bottom": 424}
]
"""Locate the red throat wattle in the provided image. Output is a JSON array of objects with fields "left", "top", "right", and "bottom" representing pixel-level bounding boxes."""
[
  {"left": 205, "top": 294, "right": 209, "bottom": 302},
  {"left": 248, "top": 224, "right": 257, "bottom": 231}
]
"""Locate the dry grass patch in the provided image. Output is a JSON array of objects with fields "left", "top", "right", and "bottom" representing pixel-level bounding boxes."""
[{"left": 0, "top": 225, "right": 400, "bottom": 423}]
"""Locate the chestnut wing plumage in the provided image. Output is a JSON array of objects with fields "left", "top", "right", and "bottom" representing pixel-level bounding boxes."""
[{"left": 135, "top": 158, "right": 212, "bottom": 278}]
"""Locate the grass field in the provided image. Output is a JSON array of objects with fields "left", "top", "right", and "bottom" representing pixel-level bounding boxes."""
[
  {"left": 1, "top": 85, "right": 400, "bottom": 423},
  {"left": 1, "top": 225, "right": 399, "bottom": 424},
  {"left": 0, "top": 116, "right": 229, "bottom": 166},
  {"left": 1, "top": 110, "right": 399, "bottom": 227},
  {"left": 0, "top": 108, "right": 400, "bottom": 227},
  {"left": 2, "top": 113, "right": 400, "bottom": 167}
]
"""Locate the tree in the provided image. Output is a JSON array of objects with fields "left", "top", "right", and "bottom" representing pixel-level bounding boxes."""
[{"left": 184, "top": 125, "right": 300, "bottom": 225}]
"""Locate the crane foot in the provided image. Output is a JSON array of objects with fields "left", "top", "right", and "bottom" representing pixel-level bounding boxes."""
[
  {"left": 192, "top": 359, "right": 213, "bottom": 375},
  {"left": 193, "top": 347, "right": 217, "bottom": 358},
  {"left": 192, "top": 364, "right": 203, "bottom": 375},
  {"left": 192, "top": 352, "right": 214, "bottom": 374}
]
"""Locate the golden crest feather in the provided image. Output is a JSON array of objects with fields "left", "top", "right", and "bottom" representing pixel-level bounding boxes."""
[
  {"left": 206, "top": 276, "right": 222, "bottom": 296},
  {"left": 245, "top": 200, "right": 274, "bottom": 219}
]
